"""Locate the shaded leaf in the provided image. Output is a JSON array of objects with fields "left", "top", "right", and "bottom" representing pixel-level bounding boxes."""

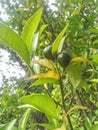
[
  {"left": 0, "top": 22, "right": 30, "bottom": 65},
  {"left": 31, "top": 78, "right": 59, "bottom": 86},
  {"left": 52, "top": 24, "right": 69, "bottom": 57},
  {"left": 70, "top": 57, "right": 94, "bottom": 80},
  {"left": 84, "top": 117, "right": 92, "bottom": 129},
  {"left": 27, "top": 70, "right": 59, "bottom": 80},
  {"left": 20, "top": 94, "right": 61, "bottom": 119},
  {"left": 22, "top": 8, "right": 43, "bottom": 53},
  {"left": 66, "top": 105, "right": 87, "bottom": 117},
  {"left": 67, "top": 63, "right": 81, "bottom": 88},
  {"left": 18, "top": 108, "right": 31, "bottom": 130},
  {"left": 31, "top": 59, "right": 54, "bottom": 69},
  {"left": 0, "top": 119, "right": 16, "bottom": 130}
]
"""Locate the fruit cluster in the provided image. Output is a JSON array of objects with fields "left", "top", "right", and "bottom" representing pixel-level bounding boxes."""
[{"left": 43, "top": 45, "right": 72, "bottom": 68}]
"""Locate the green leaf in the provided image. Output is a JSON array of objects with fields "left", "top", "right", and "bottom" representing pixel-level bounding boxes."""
[
  {"left": 0, "top": 23, "right": 30, "bottom": 65},
  {"left": 20, "top": 94, "right": 60, "bottom": 119},
  {"left": 92, "top": 54, "right": 98, "bottom": 64},
  {"left": 84, "top": 117, "right": 92, "bottom": 130},
  {"left": 52, "top": 23, "right": 69, "bottom": 57},
  {"left": 40, "top": 24, "right": 48, "bottom": 35},
  {"left": 67, "top": 63, "right": 81, "bottom": 88},
  {"left": 39, "top": 123, "right": 55, "bottom": 130},
  {"left": 55, "top": 124, "right": 66, "bottom": 130},
  {"left": 89, "top": 123, "right": 98, "bottom": 130},
  {"left": 31, "top": 78, "right": 59, "bottom": 86},
  {"left": 0, "top": 119, "right": 16, "bottom": 130},
  {"left": 90, "top": 79, "right": 98, "bottom": 83},
  {"left": 22, "top": 8, "right": 43, "bottom": 53},
  {"left": 18, "top": 108, "right": 31, "bottom": 130},
  {"left": 31, "top": 32, "right": 39, "bottom": 56},
  {"left": 66, "top": 105, "right": 87, "bottom": 117}
]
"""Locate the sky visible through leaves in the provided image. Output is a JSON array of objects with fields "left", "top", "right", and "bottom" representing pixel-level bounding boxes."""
[{"left": 0, "top": 0, "right": 56, "bottom": 86}]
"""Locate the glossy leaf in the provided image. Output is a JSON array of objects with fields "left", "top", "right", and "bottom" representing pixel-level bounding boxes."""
[
  {"left": 22, "top": 8, "right": 43, "bottom": 53},
  {"left": 27, "top": 70, "right": 59, "bottom": 80},
  {"left": 31, "top": 32, "right": 39, "bottom": 56},
  {"left": 20, "top": 94, "right": 60, "bottom": 119},
  {"left": 0, "top": 119, "right": 16, "bottom": 130},
  {"left": 31, "top": 78, "right": 59, "bottom": 86},
  {"left": 57, "top": 37, "right": 65, "bottom": 53},
  {"left": 67, "top": 63, "right": 81, "bottom": 88},
  {"left": 18, "top": 108, "right": 31, "bottom": 130},
  {"left": 52, "top": 23, "right": 69, "bottom": 57},
  {"left": 0, "top": 22, "right": 30, "bottom": 65}
]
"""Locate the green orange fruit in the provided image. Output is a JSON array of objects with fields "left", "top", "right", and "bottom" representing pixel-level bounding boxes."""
[
  {"left": 43, "top": 45, "right": 54, "bottom": 61},
  {"left": 57, "top": 51, "right": 72, "bottom": 67}
]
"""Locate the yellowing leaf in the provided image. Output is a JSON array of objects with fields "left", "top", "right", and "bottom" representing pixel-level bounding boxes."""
[
  {"left": 31, "top": 59, "right": 54, "bottom": 69},
  {"left": 27, "top": 71, "right": 59, "bottom": 80}
]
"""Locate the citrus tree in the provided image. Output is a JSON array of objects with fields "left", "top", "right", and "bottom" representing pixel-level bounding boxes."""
[{"left": 0, "top": 0, "right": 98, "bottom": 130}]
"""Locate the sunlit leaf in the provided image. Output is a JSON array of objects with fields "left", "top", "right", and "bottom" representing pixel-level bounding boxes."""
[
  {"left": 55, "top": 124, "right": 66, "bottom": 130},
  {"left": 38, "top": 123, "right": 55, "bottom": 130},
  {"left": 89, "top": 79, "right": 98, "bottom": 83},
  {"left": 0, "top": 119, "right": 16, "bottom": 130},
  {"left": 67, "top": 63, "right": 81, "bottom": 88},
  {"left": 20, "top": 94, "right": 61, "bottom": 119},
  {"left": 89, "top": 123, "right": 98, "bottom": 130},
  {"left": 71, "top": 5, "right": 83, "bottom": 17},
  {"left": 52, "top": 23, "right": 69, "bottom": 57},
  {"left": 31, "top": 59, "right": 54, "bottom": 69},
  {"left": 31, "top": 32, "right": 39, "bottom": 56},
  {"left": 31, "top": 78, "right": 59, "bottom": 86},
  {"left": 92, "top": 54, "right": 98, "bottom": 64},
  {"left": 27, "top": 70, "right": 59, "bottom": 80},
  {"left": 89, "top": 29, "right": 98, "bottom": 34},
  {"left": 57, "top": 37, "right": 65, "bottom": 53},
  {"left": 0, "top": 23, "right": 30, "bottom": 65},
  {"left": 22, "top": 8, "right": 43, "bottom": 53},
  {"left": 18, "top": 108, "right": 31, "bottom": 130},
  {"left": 40, "top": 24, "right": 48, "bottom": 35}
]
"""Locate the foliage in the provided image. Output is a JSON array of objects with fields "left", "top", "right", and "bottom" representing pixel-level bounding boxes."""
[{"left": 0, "top": 0, "right": 98, "bottom": 130}]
